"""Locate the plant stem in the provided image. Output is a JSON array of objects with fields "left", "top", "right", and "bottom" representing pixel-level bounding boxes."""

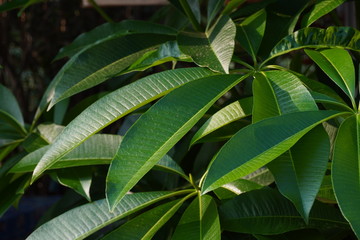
[{"left": 87, "top": 0, "right": 114, "bottom": 23}]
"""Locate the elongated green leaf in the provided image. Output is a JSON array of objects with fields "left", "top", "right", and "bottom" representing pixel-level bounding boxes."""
[
  {"left": 49, "top": 33, "right": 175, "bottom": 108},
  {"left": 125, "top": 41, "right": 191, "bottom": 73},
  {"left": 302, "top": 0, "right": 346, "bottom": 27},
  {"left": 191, "top": 97, "right": 253, "bottom": 145},
  {"left": 0, "top": 84, "right": 25, "bottom": 134},
  {"left": 269, "top": 27, "right": 360, "bottom": 60},
  {"left": 26, "top": 190, "right": 192, "bottom": 240},
  {"left": 222, "top": 0, "right": 246, "bottom": 15},
  {"left": 311, "top": 91, "right": 353, "bottom": 112},
  {"left": 172, "top": 195, "right": 221, "bottom": 240},
  {"left": 332, "top": 115, "right": 360, "bottom": 238},
  {"left": 14, "top": 134, "right": 186, "bottom": 179},
  {"left": 32, "top": 68, "right": 213, "bottom": 181},
  {"left": 102, "top": 198, "right": 187, "bottom": 240},
  {"left": 55, "top": 20, "right": 176, "bottom": 60},
  {"left": 219, "top": 188, "right": 349, "bottom": 235},
  {"left": 243, "top": 167, "right": 274, "bottom": 186},
  {"left": 268, "top": 126, "right": 330, "bottom": 222},
  {"left": 107, "top": 74, "right": 245, "bottom": 210},
  {"left": 202, "top": 110, "right": 343, "bottom": 194},
  {"left": 236, "top": 9, "right": 266, "bottom": 59},
  {"left": 178, "top": 15, "right": 236, "bottom": 73},
  {"left": 57, "top": 167, "right": 92, "bottom": 201},
  {"left": 305, "top": 48, "right": 356, "bottom": 102}
]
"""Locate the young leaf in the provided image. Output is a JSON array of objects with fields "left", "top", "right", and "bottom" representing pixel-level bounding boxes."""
[
  {"left": 236, "top": 9, "right": 266, "bottom": 60},
  {"left": 26, "top": 191, "right": 193, "bottom": 240},
  {"left": 269, "top": 27, "right": 360, "bottom": 60},
  {"left": 219, "top": 188, "right": 349, "bottom": 235},
  {"left": 102, "top": 198, "right": 188, "bottom": 240},
  {"left": 172, "top": 195, "right": 221, "bottom": 240},
  {"left": 178, "top": 15, "right": 236, "bottom": 73},
  {"left": 32, "top": 68, "right": 213, "bottom": 182},
  {"left": 202, "top": 110, "right": 344, "bottom": 194},
  {"left": 106, "top": 74, "right": 245, "bottom": 210},
  {"left": 49, "top": 33, "right": 175, "bottom": 108},
  {"left": 302, "top": 0, "right": 346, "bottom": 27},
  {"left": 305, "top": 48, "right": 356, "bottom": 104},
  {"left": 191, "top": 97, "right": 253, "bottom": 145},
  {"left": 332, "top": 115, "right": 360, "bottom": 238},
  {"left": 55, "top": 20, "right": 177, "bottom": 60}
]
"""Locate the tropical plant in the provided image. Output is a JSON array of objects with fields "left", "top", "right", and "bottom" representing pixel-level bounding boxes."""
[{"left": 1, "top": 0, "right": 360, "bottom": 239}]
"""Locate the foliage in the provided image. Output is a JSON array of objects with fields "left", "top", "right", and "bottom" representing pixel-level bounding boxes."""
[{"left": 1, "top": 0, "right": 360, "bottom": 239}]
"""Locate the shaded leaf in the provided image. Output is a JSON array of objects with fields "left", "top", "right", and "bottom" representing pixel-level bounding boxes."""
[
  {"left": 102, "top": 198, "right": 188, "bottom": 240},
  {"left": 236, "top": 9, "right": 266, "bottom": 59},
  {"left": 106, "top": 74, "right": 245, "bottom": 210},
  {"left": 219, "top": 188, "right": 349, "bottom": 235},
  {"left": 57, "top": 167, "right": 93, "bottom": 201},
  {"left": 172, "top": 195, "right": 221, "bottom": 240},
  {"left": 317, "top": 175, "right": 336, "bottom": 204},
  {"left": 178, "top": 15, "right": 236, "bottom": 73},
  {"left": 55, "top": 20, "right": 176, "bottom": 60},
  {"left": 32, "top": 68, "right": 213, "bottom": 181}
]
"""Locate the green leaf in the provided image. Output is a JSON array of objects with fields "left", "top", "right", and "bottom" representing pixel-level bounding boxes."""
[
  {"left": 26, "top": 190, "right": 193, "bottom": 240},
  {"left": 202, "top": 110, "right": 343, "bottom": 194},
  {"left": 102, "top": 198, "right": 188, "bottom": 240},
  {"left": 302, "top": 0, "right": 346, "bottom": 27},
  {"left": 0, "top": 0, "right": 42, "bottom": 14},
  {"left": 236, "top": 9, "right": 266, "bottom": 60},
  {"left": 207, "top": 0, "right": 224, "bottom": 26},
  {"left": 317, "top": 175, "right": 336, "bottom": 204},
  {"left": 191, "top": 97, "right": 253, "bottom": 145},
  {"left": 178, "top": 15, "right": 236, "bottom": 73},
  {"left": 311, "top": 91, "right": 353, "bottom": 112},
  {"left": 332, "top": 115, "right": 360, "bottom": 238},
  {"left": 219, "top": 188, "right": 349, "bottom": 235},
  {"left": 172, "top": 195, "right": 221, "bottom": 240},
  {"left": 269, "top": 27, "right": 360, "bottom": 60},
  {"left": 214, "top": 178, "right": 263, "bottom": 200},
  {"left": 222, "top": 0, "right": 246, "bottom": 15},
  {"left": 0, "top": 84, "right": 25, "bottom": 134},
  {"left": 106, "top": 74, "right": 245, "bottom": 210},
  {"left": 125, "top": 41, "right": 191, "bottom": 73},
  {"left": 55, "top": 20, "right": 177, "bottom": 60},
  {"left": 57, "top": 167, "right": 92, "bottom": 201},
  {"left": 268, "top": 126, "right": 330, "bottom": 222},
  {"left": 305, "top": 48, "right": 356, "bottom": 103},
  {"left": 31, "top": 68, "right": 213, "bottom": 181},
  {"left": 14, "top": 134, "right": 186, "bottom": 180},
  {"left": 49, "top": 33, "right": 175, "bottom": 108},
  {"left": 252, "top": 71, "right": 318, "bottom": 123}
]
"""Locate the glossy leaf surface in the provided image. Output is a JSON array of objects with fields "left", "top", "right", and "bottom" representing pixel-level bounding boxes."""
[
  {"left": 178, "top": 15, "right": 236, "bottom": 73},
  {"left": 107, "top": 74, "right": 244, "bottom": 210},
  {"left": 269, "top": 27, "right": 360, "bottom": 60},
  {"left": 332, "top": 115, "right": 360, "bottom": 238},
  {"left": 191, "top": 97, "right": 253, "bottom": 145},
  {"left": 26, "top": 191, "right": 191, "bottom": 240},
  {"left": 202, "top": 110, "right": 342, "bottom": 193},
  {"left": 302, "top": 0, "right": 346, "bottom": 27},
  {"left": 32, "top": 68, "right": 213, "bottom": 181}
]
